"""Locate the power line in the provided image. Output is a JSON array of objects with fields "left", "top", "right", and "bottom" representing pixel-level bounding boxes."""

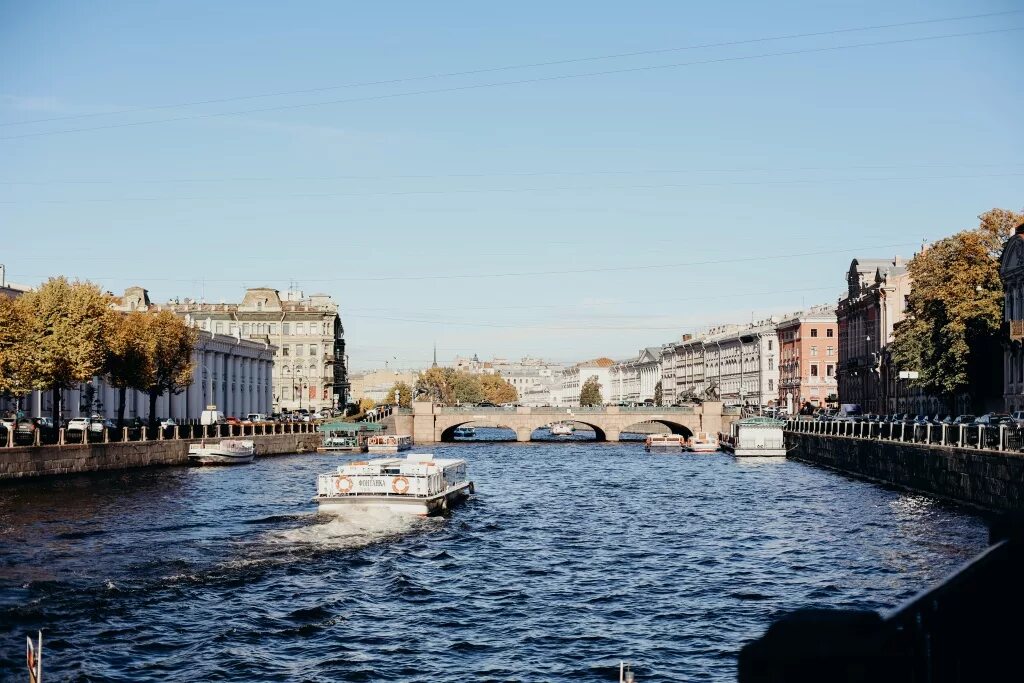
[
  {"left": 1, "top": 171, "right": 1019, "bottom": 204},
  {"left": 2, "top": 26, "right": 1019, "bottom": 141},
  {"left": 1, "top": 161, "right": 1020, "bottom": 186},
  {"left": 14, "top": 242, "right": 919, "bottom": 284},
  {"left": 2, "top": 9, "right": 1017, "bottom": 129}
]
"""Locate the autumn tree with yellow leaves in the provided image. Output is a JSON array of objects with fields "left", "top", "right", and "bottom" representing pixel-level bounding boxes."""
[
  {"left": 141, "top": 311, "right": 197, "bottom": 431},
  {"left": 890, "top": 208, "right": 1024, "bottom": 410}
]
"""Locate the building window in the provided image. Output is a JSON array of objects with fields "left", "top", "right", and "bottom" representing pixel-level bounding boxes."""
[
  {"left": 826, "top": 364, "right": 835, "bottom": 377},
  {"left": 310, "top": 344, "right": 317, "bottom": 357},
  {"left": 811, "top": 328, "right": 818, "bottom": 337},
  {"left": 229, "top": 323, "right": 237, "bottom": 334},
  {"left": 768, "top": 379, "right": 774, "bottom": 391},
  {"left": 296, "top": 345, "right": 304, "bottom": 356},
  {"left": 827, "top": 346, "right": 834, "bottom": 356},
  {"left": 283, "top": 323, "right": 290, "bottom": 335},
  {"left": 810, "top": 346, "right": 818, "bottom": 356},
  {"left": 811, "top": 364, "right": 819, "bottom": 376},
  {"left": 827, "top": 329, "right": 834, "bottom": 338},
  {"left": 282, "top": 345, "right": 290, "bottom": 357},
  {"left": 215, "top": 322, "right": 224, "bottom": 334},
  {"left": 297, "top": 323, "right": 305, "bottom": 335},
  {"left": 767, "top": 340, "right": 773, "bottom": 351},
  {"left": 768, "top": 358, "right": 774, "bottom": 370},
  {"left": 243, "top": 323, "right": 251, "bottom": 335}
]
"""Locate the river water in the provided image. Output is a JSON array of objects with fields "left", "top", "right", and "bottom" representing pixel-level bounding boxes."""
[{"left": 0, "top": 434, "right": 989, "bottom": 681}]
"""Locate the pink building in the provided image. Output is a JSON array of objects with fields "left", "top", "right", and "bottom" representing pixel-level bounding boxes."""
[{"left": 776, "top": 306, "right": 839, "bottom": 413}]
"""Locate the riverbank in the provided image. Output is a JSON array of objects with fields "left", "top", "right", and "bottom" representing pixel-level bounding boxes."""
[
  {"left": 0, "top": 432, "right": 322, "bottom": 480},
  {"left": 785, "top": 431, "right": 1024, "bottom": 511}
]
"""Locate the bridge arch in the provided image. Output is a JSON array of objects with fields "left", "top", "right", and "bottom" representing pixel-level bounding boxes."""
[
  {"left": 530, "top": 420, "right": 607, "bottom": 442},
  {"left": 621, "top": 419, "right": 693, "bottom": 439},
  {"left": 440, "top": 420, "right": 517, "bottom": 442}
]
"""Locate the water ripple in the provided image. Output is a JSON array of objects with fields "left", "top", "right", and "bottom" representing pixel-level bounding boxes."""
[{"left": 0, "top": 441, "right": 989, "bottom": 681}]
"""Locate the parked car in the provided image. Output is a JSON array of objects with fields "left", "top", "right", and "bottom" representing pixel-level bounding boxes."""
[
  {"left": 949, "top": 415, "right": 976, "bottom": 426},
  {"left": 160, "top": 418, "right": 178, "bottom": 429},
  {"left": 224, "top": 416, "right": 242, "bottom": 427},
  {"left": 1010, "top": 411, "right": 1024, "bottom": 427},
  {"left": 975, "top": 413, "right": 1012, "bottom": 426}
]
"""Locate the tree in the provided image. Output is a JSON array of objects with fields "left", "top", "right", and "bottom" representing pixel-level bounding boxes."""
[
  {"left": 889, "top": 208, "right": 1023, "bottom": 410},
  {"left": 383, "top": 381, "right": 413, "bottom": 407},
  {"left": 142, "top": 311, "right": 196, "bottom": 431},
  {"left": 450, "top": 371, "right": 484, "bottom": 405},
  {"left": 482, "top": 373, "right": 518, "bottom": 404},
  {"left": 654, "top": 380, "right": 663, "bottom": 407},
  {"left": 358, "top": 397, "right": 376, "bottom": 414},
  {"left": 0, "top": 296, "right": 32, "bottom": 404},
  {"left": 579, "top": 375, "right": 603, "bottom": 406},
  {"left": 16, "top": 278, "right": 114, "bottom": 422},
  {"left": 103, "top": 312, "right": 153, "bottom": 428},
  {"left": 416, "top": 367, "right": 453, "bottom": 404}
]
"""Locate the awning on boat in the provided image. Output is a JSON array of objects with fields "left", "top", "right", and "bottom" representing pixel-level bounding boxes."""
[
  {"left": 734, "top": 416, "right": 787, "bottom": 427},
  {"left": 318, "top": 420, "right": 384, "bottom": 434}
]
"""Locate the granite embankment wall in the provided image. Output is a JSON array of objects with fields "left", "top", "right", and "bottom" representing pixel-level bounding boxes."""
[
  {"left": 0, "top": 432, "right": 322, "bottom": 480},
  {"left": 786, "top": 432, "right": 1024, "bottom": 511}
]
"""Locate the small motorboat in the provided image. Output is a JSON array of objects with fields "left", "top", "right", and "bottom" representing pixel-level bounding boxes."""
[
  {"left": 188, "top": 439, "right": 255, "bottom": 465},
  {"left": 315, "top": 453, "right": 474, "bottom": 516},
  {"left": 687, "top": 431, "right": 720, "bottom": 453},
  {"left": 453, "top": 426, "right": 476, "bottom": 438},
  {"left": 720, "top": 417, "right": 788, "bottom": 457},
  {"left": 367, "top": 434, "right": 413, "bottom": 454},
  {"left": 645, "top": 434, "right": 685, "bottom": 452},
  {"left": 550, "top": 422, "right": 574, "bottom": 436}
]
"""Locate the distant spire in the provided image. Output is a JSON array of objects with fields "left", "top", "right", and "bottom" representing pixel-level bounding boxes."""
[{"left": 432, "top": 342, "right": 438, "bottom": 368}]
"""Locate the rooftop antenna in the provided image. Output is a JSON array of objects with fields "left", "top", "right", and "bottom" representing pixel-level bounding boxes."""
[{"left": 432, "top": 342, "right": 438, "bottom": 368}]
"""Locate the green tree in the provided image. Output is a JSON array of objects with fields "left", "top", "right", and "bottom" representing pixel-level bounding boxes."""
[
  {"left": 142, "top": 311, "right": 196, "bottom": 431},
  {"left": 16, "top": 278, "right": 114, "bottom": 422},
  {"left": 579, "top": 375, "right": 603, "bottom": 406},
  {"left": 482, "top": 373, "right": 518, "bottom": 404},
  {"left": 383, "top": 381, "right": 412, "bottom": 407},
  {"left": 451, "top": 371, "right": 484, "bottom": 405},
  {"left": 358, "top": 397, "right": 376, "bottom": 414},
  {"left": 103, "top": 311, "right": 153, "bottom": 428},
  {"left": 890, "top": 208, "right": 1023, "bottom": 410},
  {"left": 654, "top": 380, "right": 663, "bottom": 407}
]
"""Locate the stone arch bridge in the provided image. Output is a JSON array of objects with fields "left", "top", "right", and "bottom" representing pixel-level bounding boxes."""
[{"left": 388, "top": 402, "right": 736, "bottom": 443}]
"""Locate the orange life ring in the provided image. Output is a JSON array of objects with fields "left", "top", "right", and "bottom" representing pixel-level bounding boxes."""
[
  {"left": 392, "top": 476, "right": 410, "bottom": 494},
  {"left": 334, "top": 476, "right": 353, "bottom": 494}
]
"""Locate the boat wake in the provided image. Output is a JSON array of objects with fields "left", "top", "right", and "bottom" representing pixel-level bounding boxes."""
[{"left": 268, "top": 509, "right": 436, "bottom": 550}]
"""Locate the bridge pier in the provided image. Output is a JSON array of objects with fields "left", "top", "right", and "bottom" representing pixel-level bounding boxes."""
[
  {"left": 515, "top": 427, "right": 532, "bottom": 442},
  {"left": 605, "top": 428, "right": 620, "bottom": 442}
]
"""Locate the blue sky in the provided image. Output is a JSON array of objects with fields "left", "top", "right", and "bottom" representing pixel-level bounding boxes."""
[{"left": 1, "top": 0, "right": 1021, "bottom": 371}]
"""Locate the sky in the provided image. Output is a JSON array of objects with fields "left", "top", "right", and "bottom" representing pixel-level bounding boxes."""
[{"left": 1, "top": 0, "right": 1022, "bottom": 372}]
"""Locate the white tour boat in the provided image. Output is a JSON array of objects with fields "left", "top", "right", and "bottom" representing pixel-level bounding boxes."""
[
  {"left": 550, "top": 422, "right": 574, "bottom": 436},
  {"left": 720, "top": 416, "right": 788, "bottom": 457},
  {"left": 187, "top": 439, "right": 255, "bottom": 465},
  {"left": 645, "top": 434, "right": 686, "bottom": 452},
  {"left": 453, "top": 426, "right": 476, "bottom": 438},
  {"left": 687, "top": 431, "right": 720, "bottom": 453},
  {"left": 315, "top": 453, "right": 474, "bottom": 516},
  {"left": 367, "top": 434, "right": 413, "bottom": 454}
]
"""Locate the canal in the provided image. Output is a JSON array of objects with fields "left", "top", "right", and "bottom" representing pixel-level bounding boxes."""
[{"left": 0, "top": 434, "right": 989, "bottom": 681}]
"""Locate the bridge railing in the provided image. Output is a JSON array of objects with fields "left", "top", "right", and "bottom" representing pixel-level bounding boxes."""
[
  {"left": 436, "top": 405, "right": 699, "bottom": 415},
  {"left": 785, "top": 418, "right": 1023, "bottom": 453}
]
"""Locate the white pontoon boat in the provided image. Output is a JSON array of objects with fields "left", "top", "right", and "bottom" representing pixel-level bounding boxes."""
[
  {"left": 187, "top": 439, "right": 255, "bottom": 465},
  {"left": 316, "top": 453, "right": 474, "bottom": 516}
]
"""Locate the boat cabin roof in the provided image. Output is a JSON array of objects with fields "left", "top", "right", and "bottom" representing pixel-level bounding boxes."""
[
  {"left": 337, "top": 452, "right": 465, "bottom": 475},
  {"left": 734, "top": 416, "right": 786, "bottom": 427},
  {"left": 318, "top": 420, "right": 382, "bottom": 434}
]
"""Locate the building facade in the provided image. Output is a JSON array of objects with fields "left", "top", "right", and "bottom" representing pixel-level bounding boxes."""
[
  {"left": 5, "top": 330, "right": 274, "bottom": 422},
  {"left": 452, "top": 355, "right": 566, "bottom": 407},
  {"left": 560, "top": 358, "right": 615, "bottom": 407},
  {"left": 608, "top": 348, "right": 662, "bottom": 404},
  {"left": 140, "top": 287, "right": 348, "bottom": 413},
  {"left": 775, "top": 305, "right": 839, "bottom": 413},
  {"left": 660, "top": 321, "right": 779, "bottom": 409},
  {"left": 836, "top": 257, "right": 911, "bottom": 413},
  {"left": 1000, "top": 224, "right": 1024, "bottom": 412},
  {"left": 349, "top": 369, "right": 419, "bottom": 404}
]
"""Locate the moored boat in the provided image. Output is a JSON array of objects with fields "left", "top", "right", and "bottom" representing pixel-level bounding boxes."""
[
  {"left": 645, "top": 434, "right": 685, "bottom": 452},
  {"left": 453, "top": 426, "right": 476, "bottom": 438},
  {"left": 188, "top": 439, "right": 255, "bottom": 465},
  {"left": 315, "top": 452, "right": 474, "bottom": 516},
  {"left": 720, "top": 416, "right": 787, "bottom": 457},
  {"left": 687, "top": 431, "right": 720, "bottom": 453},
  {"left": 367, "top": 434, "right": 413, "bottom": 454}
]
